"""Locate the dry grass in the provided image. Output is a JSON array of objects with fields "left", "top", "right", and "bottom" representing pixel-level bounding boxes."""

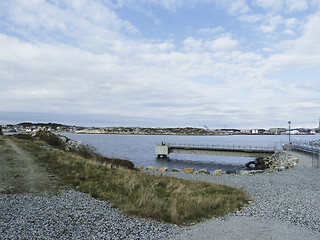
[{"left": 11, "top": 134, "right": 250, "bottom": 225}]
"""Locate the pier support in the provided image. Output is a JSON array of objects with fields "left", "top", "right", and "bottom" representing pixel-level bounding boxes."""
[{"left": 156, "top": 143, "right": 169, "bottom": 158}]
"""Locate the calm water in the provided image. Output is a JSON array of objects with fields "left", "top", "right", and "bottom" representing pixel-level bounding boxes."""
[{"left": 62, "top": 133, "right": 320, "bottom": 172}]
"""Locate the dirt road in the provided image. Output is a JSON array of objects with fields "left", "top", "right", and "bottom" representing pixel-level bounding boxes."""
[{"left": 0, "top": 135, "right": 57, "bottom": 194}]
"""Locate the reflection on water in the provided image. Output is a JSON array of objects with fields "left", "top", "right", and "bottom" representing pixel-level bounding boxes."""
[{"left": 155, "top": 156, "right": 249, "bottom": 171}]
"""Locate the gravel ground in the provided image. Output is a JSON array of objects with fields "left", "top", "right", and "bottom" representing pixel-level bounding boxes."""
[
  {"left": 157, "top": 152, "right": 320, "bottom": 240},
  {"left": 1, "top": 145, "right": 320, "bottom": 239},
  {"left": 0, "top": 190, "right": 180, "bottom": 240}
]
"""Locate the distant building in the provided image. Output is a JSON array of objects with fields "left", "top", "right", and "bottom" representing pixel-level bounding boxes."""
[
  {"left": 286, "top": 129, "right": 300, "bottom": 135},
  {"left": 269, "top": 128, "right": 286, "bottom": 135},
  {"left": 241, "top": 129, "right": 266, "bottom": 134}
]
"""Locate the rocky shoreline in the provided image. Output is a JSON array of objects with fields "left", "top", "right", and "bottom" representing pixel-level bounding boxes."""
[{"left": 139, "top": 151, "right": 300, "bottom": 175}]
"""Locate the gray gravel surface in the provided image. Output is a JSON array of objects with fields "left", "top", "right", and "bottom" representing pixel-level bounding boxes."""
[
  {"left": 157, "top": 152, "right": 320, "bottom": 240},
  {"left": 0, "top": 190, "right": 180, "bottom": 240}
]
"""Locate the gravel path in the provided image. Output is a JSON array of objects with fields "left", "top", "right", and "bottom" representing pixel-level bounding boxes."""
[
  {"left": 0, "top": 136, "right": 57, "bottom": 194},
  {"left": 1, "top": 135, "right": 319, "bottom": 240},
  {"left": 158, "top": 152, "right": 320, "bottom": 240},
  {"left": 0, "top": 191, "right": 179, "bottom": 240}
]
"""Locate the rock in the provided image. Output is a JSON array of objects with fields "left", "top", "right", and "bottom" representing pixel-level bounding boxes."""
[
  {"left": 59, "top": 136, "right": 67, "bottom": 143},
  {"left": 65, "top": 140, "right": 83, "bottom": 151},
  {"left": 226, "top": 170, "right": 237, "bottom": 174},
  {"left": 198, "top": 169, "right": 208, "bottom": 174},
  {"left": 147, "top": 166, "right": 157, "bottom": 171},
  {"left": 184, "top": 168, "right": 194, "bottom": 173},
  {"left": 158, "top": 167, "right": 168, "bottom": 172},
  {"left": 250, "top": 170, "right": 264, "bottom": 174},
  {"left": 137, "top": 166, "right": 145, "bottom": 170},
  {"left": 171, "top": 168, "right": 181, "bottom": 172},
  {"left": 213, "top": 169, "right": 223, "bottom": 175},
  {"left": 239, "top": 170, "right": 250, "bottom": 175}
]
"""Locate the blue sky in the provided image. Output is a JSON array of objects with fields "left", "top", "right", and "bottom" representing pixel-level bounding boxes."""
[{"left": 1, "top": 0, "right": 320, "bottom": 129}]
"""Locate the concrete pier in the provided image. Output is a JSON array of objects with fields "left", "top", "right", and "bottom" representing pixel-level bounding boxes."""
[{"left": 156, "top": 143, "right": 276, "bottom": 158}]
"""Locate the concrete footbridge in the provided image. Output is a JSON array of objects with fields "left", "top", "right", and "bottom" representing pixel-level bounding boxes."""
[
  {"left": 287, "top": 141, "right": 320, "bottom": 168},
  {"left": 156, "top": 142, "right": 277, "bottom": 158}
]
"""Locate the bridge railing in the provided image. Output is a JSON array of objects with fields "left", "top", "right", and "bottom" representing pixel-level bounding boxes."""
[
  {"left": 290, "top": 141, "right": 320, "bottom": 154},
  {"left": 290, "top": 141, "right": 320, "bottom": 168},
  {"left": 161, "top": 143, "right": 277, "bottom": 151}
]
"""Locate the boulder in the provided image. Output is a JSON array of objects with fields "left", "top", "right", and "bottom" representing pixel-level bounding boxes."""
[
  {"left": 147, "top": 166, "right": 157, "bottom": 171},
  {"left": 226, "top": 170, "right": 237, "bottom": 174},
  {"left": 65, "top": 140, "right": 83, "bottom": 151},
  {"left": 184, "top": 168, "right": 194, "bottom": 173},
  {"left": 239, "top": 170, "right": 250, "bottom": 175},
  {"left": 213, "top": 169, "right": 223, "bottom": 175},
  {"left": 158, "top": 167, "right": 168, "bottom": 172},
  {"left": 171, "top": 168, "right": 181, "bottom": 172},
  {"left": 198, "top": 169, "right": 208, "bottom": 174},
  {"left": 137, "top": 166, "right": 145, "bottom": 170}
]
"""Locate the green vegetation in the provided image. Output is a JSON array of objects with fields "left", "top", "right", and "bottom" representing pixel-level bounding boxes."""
[{"left": 10, "top": 133, "right": 250, "bottom": 225}]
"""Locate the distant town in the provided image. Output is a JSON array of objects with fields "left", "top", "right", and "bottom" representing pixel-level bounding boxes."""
[{"left": 1, "top": 122, "right": 320, "bottom": 135}]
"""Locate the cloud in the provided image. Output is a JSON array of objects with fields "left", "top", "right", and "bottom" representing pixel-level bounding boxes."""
[
  {"left": 213, "top": 0, "right": 250, "bottom": 15},
  {"left": 1, "top": 0, "right": 319, "bottom": 128},
  {"left": 254, "top": 0, "right": 283, "bottom": 12},
  {"left": 0, "top": 0, "right": 139, "bottom": 52},
  {"left": 285, "top": 0, "right": 308, "bottom": 13},
  {"left": 198, "top": 26, "right": 224, "bottom": 35},
  {"left": 285, "top": 18, "right": 298, "bottom": 28},
  {"left": 254, "top": 0, "right": 308, "bottom": 13},
  {"left": 208, "top": 36, "right": 238, "bottom": 52},
  {"left": 283, "top": 29, "right": 295, "bottom": 35}
]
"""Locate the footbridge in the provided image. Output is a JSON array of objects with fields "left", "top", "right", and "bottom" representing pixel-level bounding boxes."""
[
  {"left": 156, "top": 142, "right": 277, "bottom": 158},
  {"left": 288, "top": 141, "right": 320, "bottom": 168}
]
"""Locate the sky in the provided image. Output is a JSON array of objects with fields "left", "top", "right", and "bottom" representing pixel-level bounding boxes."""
[{"left": 1, "top": 0, "right": 320, "bottom": 129}]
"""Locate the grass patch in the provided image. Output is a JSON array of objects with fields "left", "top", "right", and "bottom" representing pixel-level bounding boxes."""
[{"left": 10, "top": 134, "right": 250, "bottom": 225}]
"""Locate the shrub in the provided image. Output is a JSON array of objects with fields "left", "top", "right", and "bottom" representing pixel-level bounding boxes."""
[
  {"left": 15, "top": 133, "right": 33, "bottom": 140},
  {"left": 35, "top": 130, "right": 64, "bottom": 148}
]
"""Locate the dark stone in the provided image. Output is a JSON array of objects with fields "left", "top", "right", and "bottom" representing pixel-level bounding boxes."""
[
  {"left": 245, "top": 157, "right": 266, "bottom": 170},
  {"left": 226, "top": 170, "right": 237, "bottom": 174}
]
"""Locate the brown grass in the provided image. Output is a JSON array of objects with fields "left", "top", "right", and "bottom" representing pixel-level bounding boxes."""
[{"left": 10, "top": 134, "right": 250, "bottom": 225}]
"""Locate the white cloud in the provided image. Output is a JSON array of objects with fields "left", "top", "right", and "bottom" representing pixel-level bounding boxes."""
[
  {"left": 183, "top": 37, "right": 204, "bottom": 52},
  {"left": 292, "top": 14, "right": 320, "bottom": 53},
  {"left": 254, "top": 0, "right": 283, "bottom": 12},
  {"left": 198, "top": 26, "right": 224, "bottom": 35},
  {"left": 213, "top": 0, "right": 250, "bottom": 15},
  {"left": 259, "top": 15, "right": 320, "bottom": 75},
  {"left": 283, "top": 29, "right": 295, "bottom": 35},
  {"left": 285, "top": 18, "right": 298, "bottom": 28},
  {"left": 311, "top": 0, "right": 320, "bottom": 10},
  {"left": 208, "top": 36, "right": 238, "bottom": 52},
  {"left": 0, "top": 0, "right": 139, "bottom": 51},
  {"left": 238, "top": 14, "right": 263, "bottom": 23},
  {"left": 285, "top": 0, "right": 308, "bottom": 13},
  {"left": 226, "top": 0, "right": 251, "bottom": 15}
]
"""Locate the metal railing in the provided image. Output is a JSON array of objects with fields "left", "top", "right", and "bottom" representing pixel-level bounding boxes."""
[
  {"left": 160, "top": 142, "right": 277, "bottom": 151},
  {"left": 290, "top": 141, "right": 320, "bottom": 168}
]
